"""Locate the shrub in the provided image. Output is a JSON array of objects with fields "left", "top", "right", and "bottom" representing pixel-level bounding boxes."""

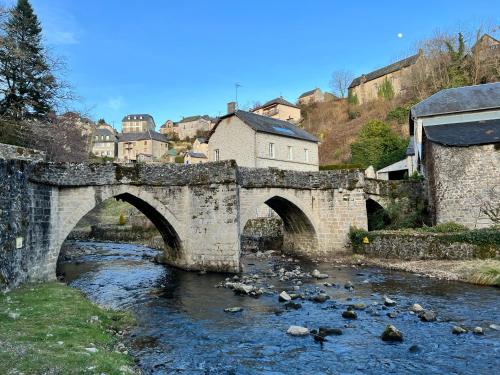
[
  {"left": 347, "top": 92, "right": 358, "bottom": 105},
  {"left": 348, "top": 109, "right": 361, "bottom": 120},
  {"left": 420, "top": 222, "right": 469, "bottom": 233},
  {"left": 349, "top": 227, "right": 371, "bottom": 251},
  {"left": 118, "top": 213, "right": 126, "bottom": 225},
  {"left": 377, "top": 78, "right": 395, "bottom": 101},
  {"left": 386, "top": 106, "right": 409, "bottom": 124},
  {"left": 174, "top": 156, "right": 184, "bottom": 163}
]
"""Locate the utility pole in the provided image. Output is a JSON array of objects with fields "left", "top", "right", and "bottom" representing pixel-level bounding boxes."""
[{"left": 235, "top": 82, "right": 242, "bottom": 109}]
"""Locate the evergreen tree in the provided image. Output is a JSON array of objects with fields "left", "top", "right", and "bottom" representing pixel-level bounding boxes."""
[
  {"left": 445, "top": 33, "right": 468, "bottom": 88},
  {"left": 0, "top": 0, "right": 57, "bottom": 121}
]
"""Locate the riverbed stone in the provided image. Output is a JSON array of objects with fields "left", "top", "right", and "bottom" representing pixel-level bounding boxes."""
[
  {"left": 410, "top": 303, "right": 424, "bottom": 313},
  {"left": 344, "top": 281, "right": 354, "bottom": 289},
  {"left": 224, "top": 307, "right": 243, "bottom": 313},
  {"left": 473, "top": 327, "right": 484, "bottom": 335},
  {"left": 287, "top": 326, "right": 309, "bottom": 336},
  {"left": 279, "top": 291, "right": 291, "bottom": 302},
  {"left": 452, "top": 326, "right": 468, "bottom": 335},
  {"left": 311, "top": 294, "right": 330, "bottom": 303},
  {"left": 419, "top": 310, "right": 437, "bottom": 322},
  {"left": 311, "top": 269, "right": 329, "bottom": 279},
  {"left": 284, "top": 301, "right": 302, "bottom": 310},
  {"left": 489, "top": 324, "right": 500, "bottom": 331},
  {"left": 381, "top": 325, "right": 403, "bottom": 342},
  {"left": 384, "top": 297, "right": 397, "bottom": 307},
  {"left": 319, "top": 327, "right": 343, "bottom": 336},
  {"left": 342, "top": 310, "right": 357, "bottom": 319}
]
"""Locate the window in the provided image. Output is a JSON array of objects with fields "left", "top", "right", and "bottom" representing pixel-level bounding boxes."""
[
  {"left": 287, "top": 146, "right": 293, "bottom": 160},
  {"left": 304, "top": 149, "right": 310, "bottom": 163},
  {"left": 106, "top": 135, "right": 109, "bottom": 140},
  {"left": 144, "top": 141, "right": 147, "bottom": 145},
  {"left": 95, "top": 135, "right": 98, "bottom": 140},
  {"left": 269, "top": 143, "right": 275, "bottom": 158},
  {"left": 214, "top": 149, "right": 220, "bottom": 161}
]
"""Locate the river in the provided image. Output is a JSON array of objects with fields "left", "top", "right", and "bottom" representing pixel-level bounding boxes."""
[{"left": 58, "top": 241, "right": 500, "bottom": 375}]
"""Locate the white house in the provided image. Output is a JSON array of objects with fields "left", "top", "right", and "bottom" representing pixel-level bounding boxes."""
[{"left": 208, "top": 109, "right": 319, "bottom": 171}]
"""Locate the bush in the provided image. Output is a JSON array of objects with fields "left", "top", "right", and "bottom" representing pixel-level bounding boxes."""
[
  {"left": 118, "top": 213, "right": 126, "bottom": 225},
  {"left": 387, "top": 106, "right": 409, "bottom": 124},
  {"left": 377, "top": 78, "right": 395, "bottom": 101},
  {"left": 349, "top": 227, "right": 371, "bottom": 251},
  {"left": 420, "top": 222, "right": 469, "bottom": 233},
  {"left": 350, "top": 120, "right": 408, "bottom": 169},
  {"left": 347, "top": 92, "right": 358, "bottom": 105},
  {"left": 175, "top": 156, "right": 184, "bottom": 163}
]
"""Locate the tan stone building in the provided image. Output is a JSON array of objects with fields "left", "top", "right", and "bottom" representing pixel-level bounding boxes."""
[
  {"left": 297, "top": 88, "right": 336, "bottom": 105},
  {"left": 160, "top": 120, "right": 179, "bottom": 137},
  {"left": 117, "top": 130, "right": 168, "bottom": 162},
  {"left": 208, "top": 110, "right": 318, "bottom": 171},
  {"left": 177, "top": 115, "right": 214, "bottom": 140},
  {"left": 91, "top": 126, "right": 117, "bottom": 158},
  {"left": 348, "top": 51, "right": 422, "bottom": 104},
  {"left": 251, "top": 97, "right": 301, "bottom": 123},
  {"left": 122, "top": 114, "right": 156, "bottom": 133}
]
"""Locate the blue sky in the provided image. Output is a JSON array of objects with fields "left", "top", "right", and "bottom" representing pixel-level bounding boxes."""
[{"left": 20, "top": 0, "right": 500, "bottom": 130}]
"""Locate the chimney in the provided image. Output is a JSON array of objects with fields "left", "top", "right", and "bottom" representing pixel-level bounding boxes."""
[{"left": 227, "top": 101, "right": 236, "bottom": 114}]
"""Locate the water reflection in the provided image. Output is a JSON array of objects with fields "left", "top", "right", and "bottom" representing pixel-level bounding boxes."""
[{"left": 59, "top": 241, "right": 500, "bottom": 374}]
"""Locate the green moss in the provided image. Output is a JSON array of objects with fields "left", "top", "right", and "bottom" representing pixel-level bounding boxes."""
[{"left": 0, "top": 282, "right": 135, "bottom": 374}]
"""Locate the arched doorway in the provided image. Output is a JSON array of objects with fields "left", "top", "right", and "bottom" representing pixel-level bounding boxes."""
[{"left": 366, "top": 198, "right": 389, "bottom": 231}]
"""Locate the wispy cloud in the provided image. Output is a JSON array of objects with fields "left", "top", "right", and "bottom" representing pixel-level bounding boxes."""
[
  {"left": 105, "top": 96, "right": 124, "bottom": 111},
  {"left": 45, "top": 30, "right": 79, "bottom": 45}
]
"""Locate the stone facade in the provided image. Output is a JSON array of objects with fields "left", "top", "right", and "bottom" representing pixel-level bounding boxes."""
[
  {"left": 0, "top": 143, "right": 45, "bottom": 162},
  {"left": 426, "top": 142, "right": 499, "bottom": 228},
  {"left": 251, "top": 98, "right": 301, "bottom": 123},
  {"left": 0, "top": 158, "right": 369, "bottom": 289},
  {"left": 122, "top": 114, "right": 156, "bottom": 133}
]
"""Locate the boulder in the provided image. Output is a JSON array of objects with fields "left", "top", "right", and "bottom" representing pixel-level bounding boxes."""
[
  {"left": 351, "top": 303, "right": 366, "bottom": 310},
  {"left": 419, "top": 310, "right": 437, "bottom": 322},
  {"left": 410, "top": 303, "right": 424, "bottom": 313},
  {"left": 342, "top": 310, "right": 357, "bottom": 319},
  {"left": 381, "top": 325, "right": 403, "bottom": 342},
  {"left": 384, "top": 297, "right": 397, "bottom": 307},
  {"left": 311, "top": 294, "right": 330, "bottom": 303},
  {"left": 473, "top": 327, "right": 484, "bottom": 335},
  {"left": 279, "top": 291, "right": 291, "bottom": 302},
  {"left": 287, "top": 325, "right": 309, "bottom": 336},
  {"left": 311, "top": 269, "right": 329, "bottom": 279},
  {"left": 226, "top": 282, "right": 255, "bottom": 295},
  {"left": 452, "top": 326, "right": 468, "bottom": 335},
  {"left": 319, "top": 327, "right": 343, "bottom": 336},
  {"left": 489, "top": 324, "right": 500, "bottom": 331}
]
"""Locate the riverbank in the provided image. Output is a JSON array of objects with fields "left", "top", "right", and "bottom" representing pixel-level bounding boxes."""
[
  {"left": 0, "top": 282, "right": 137, "bottom": 374},
  {"left": 325, "top": 252, "right": 500, "bottom": 286}
]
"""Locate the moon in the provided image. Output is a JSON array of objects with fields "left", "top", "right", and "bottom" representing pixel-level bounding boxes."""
[{"left": 397, "top": 33, "right": 404, "bottom": 38}]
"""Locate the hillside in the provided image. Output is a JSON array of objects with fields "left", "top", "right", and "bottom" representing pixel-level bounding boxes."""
[{"left": 300, "top": 98, "right": 411, "bottom": 165}]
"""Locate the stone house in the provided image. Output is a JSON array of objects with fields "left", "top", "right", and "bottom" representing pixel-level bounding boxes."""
[
  {"left": 208, "top": 109, "right": 319, "bottom": 171},
  {"left": 297, "top": 88, "right": 336, "bottom": 105},
  {"left": 91, "top": 126, "right": 117, "bottom": 158},
  {"left": 184, "top": 151, "right": 208, "bottom": 164},
  {"left": 160, "top": 120, "right": 179, "bottom": 137},
  {"left": 409, "top": 82, "right": 500, "bottom": 228},
  {"left": 122, "top": 114, "right": 156, "bottom": 134},
  {"left": 117, "top": 130, "right": 168, "bottom": 162},
  {"left": 251, "top": 97, "right": 301, "bottom": 123},
  {"left": 348, "top": 51, "right": 422, "bottom": 104},
  {"left": 177, "top": 115, "right": 214, "bottom": 140}
]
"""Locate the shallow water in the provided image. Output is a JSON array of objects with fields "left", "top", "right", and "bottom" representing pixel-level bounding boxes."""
[{"left": 59, "top": 241, "right": 500, "bottom": 375}]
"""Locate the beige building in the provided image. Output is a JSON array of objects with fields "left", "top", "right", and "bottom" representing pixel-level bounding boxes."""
[
  {"left": 177, "top": 115, "right": 213, "bottom": 140},
  {"left": 251, "top": 97, "right": 301, "bottom": 123},
  {"left": 122, "top": 114, "right": 156, "bottom": 133},
  {"left": 160, "top": 120, "right": 179, "bottom": 137},
  {"left": 348, "top": 51, "right": 422, "bottom": 104},
  {"left": 208, "top": 110, "right": 318, "bottom": 171},
  {"left": 297, "top": 88, "right": 336, "bottom": 105},
  {"left": 91, "top": 126, "right": 117, "bottom": 158},
  {"left": 117, "top": 130, "right": 168, "bottom": 162}
]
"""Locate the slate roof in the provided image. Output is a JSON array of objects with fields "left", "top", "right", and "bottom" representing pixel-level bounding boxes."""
[
  {"left": 252, "top": 97, "right": 299, "bottom": 110},
  {"left": 195, "top": 137, "right": 207, "bottom": 143},
  {"left": 186, "top": 151, "right": 207, "bottom": 159},
  {"left": 93, "top": 127, "right": 117, "bottom": 142},
  {"left": 179, "top": 115, "right": 211, "bottom": 123},
  {"left": 299, "top": 88, "right": 320, "bottom": 98},
  {"left": 349, "top": 52, "right": 421, "bottom": 89},
  {"left": 118, "top": 130, "right": 168, "bottom": 143},
  {"left": 411, "top": 82, "right": 500, "bottom": 118},
  {"left": 210, "top": 110, "right": 318, "bottom": 143},
  {"left": 122, "top": 114, "right": 154, "bottom": 122},
  {"left": 377, "top": 159, "right": 408, "bottom": 173},
  {"left": 424, "top": 119, "right": 500, "bottom": 146}
]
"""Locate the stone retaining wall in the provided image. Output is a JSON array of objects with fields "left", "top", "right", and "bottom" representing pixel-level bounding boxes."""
[
  {"left": 354, "top": 231, "right": 498, "bottom": 260},
  {"left": 0, "top": 143, "right": 45, "bottom": 162}
]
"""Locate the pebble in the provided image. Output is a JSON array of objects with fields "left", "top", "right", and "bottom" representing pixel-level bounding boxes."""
[
  {"left": 473, "top": 327, "right": 484, "bottom": 335},
  {"left": 452, "top": 326, "right": 468, "bottom": 335},
  {"left": 387, "top": 312, "right": 397, "bottom": 319},
  {"left": 224, "top": 307, "right": 243, "bottom": 313},
  {"left": 384, "top": 296, "right": 397, "bottom": 307},
  {"left": 311, "top": 269, "right": 329, "bottom": 279}
]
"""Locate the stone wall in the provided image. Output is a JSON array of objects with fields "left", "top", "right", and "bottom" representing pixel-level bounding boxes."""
[
  {"left": 0, "top": 143, "right": 45, "bottom": 162},
  {"left": 240, "top": 217, "right": 283, "bottom": 252},
  {"left": 0, "top": 159, "right": 55, "bottom": 288},
  {"left": 426, "top": 142, "right": 499, "bottom": 228},
  {"left": 354, "top": 231, "right": 498, "bottom": 260}
]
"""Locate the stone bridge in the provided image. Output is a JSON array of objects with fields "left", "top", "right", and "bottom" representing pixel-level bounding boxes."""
[
  {"left": 364, "top": 178, "right": 424, "bottom": 213},
  {"left": 0, "top": 159, "right": 373, "bottom": 288}
]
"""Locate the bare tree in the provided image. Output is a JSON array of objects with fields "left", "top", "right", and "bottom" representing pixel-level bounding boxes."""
[{"left": 330, "top": 70, "right": 354, "bottom": 98}]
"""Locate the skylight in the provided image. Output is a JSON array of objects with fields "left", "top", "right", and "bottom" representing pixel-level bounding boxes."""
[{"left": 272, "top": 126, "right": 295, "bottom": 136}]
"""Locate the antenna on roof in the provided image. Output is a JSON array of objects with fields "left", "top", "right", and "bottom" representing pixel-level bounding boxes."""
[{"left": 235, "top": 82, "right": 242, "bottom": 109}]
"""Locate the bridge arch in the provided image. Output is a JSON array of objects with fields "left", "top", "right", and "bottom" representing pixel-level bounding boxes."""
[
  {"left": 49, "top": 185, "right": 184, "bottom": 278},
  {"left": 365, "top": 196, "right": 389, "bottom": 231},
  {"left": 240, "top": 191, "right": 319, "bottom": 256}
]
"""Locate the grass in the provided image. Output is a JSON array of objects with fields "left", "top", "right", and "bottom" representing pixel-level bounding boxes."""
[
  {"left": 0, "top": 282, "right": 136, "bottom": 374},
  {"left": 468, "top": 267, "right": 500, "bottom": 286}
]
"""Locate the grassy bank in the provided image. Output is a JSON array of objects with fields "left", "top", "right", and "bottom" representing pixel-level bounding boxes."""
[{"left": 0, "top": 282, "right": 136, "bottom": 374}]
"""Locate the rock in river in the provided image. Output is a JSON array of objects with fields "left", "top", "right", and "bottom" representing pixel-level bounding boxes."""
[
  {"left": 452, "top": 326, "right": 468, "bottom": 335},
  {"left": 311, "top": 294, "right": 330, "bottom": 303},
  {"left": 224, "top": 307, "right": 243, "bottom": 313},
  {"left": 342, "top": 310, "right": 357, "bottom": 319},
  {"left": 473, "top": 327, "right": 484, "bottom": 335},
  {"left": 279, "top": 291, "right": 291, "bottom": 302},
  {"left": 419, "top": 310, "right": 437, "bottom": 322},
  {"left": 384, "top": 296, "right": 397, "bottom": 307},
  {"left": 225, "top": 282, "right": 255, "bottom": 295},
  {"left": 319, "top": 327, "right": 343, "bottom": 336},
  {"left": 287, "top": 325, "right": 309, "bottom": 336},
  {"left": 311, "top": 269, "right": 329, "bottom": 279},
  {"left": 381, "top": 325, "right": 403, "bottom": 342},
  {"left": 410, "top": 303, "right": 424, "bottom": 313}
]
